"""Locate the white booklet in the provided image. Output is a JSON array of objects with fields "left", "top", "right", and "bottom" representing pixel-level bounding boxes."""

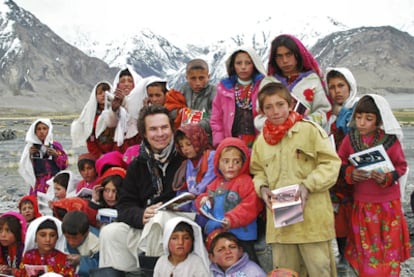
[
  {"left": 155, "top": 192, "right": 195, "bottom": 211},
  {"left": 348, "top": 144, "right": 395, "bottom": 173},
  {"left": 24, "top": 264, "right": 48, "bottom": 276},
  {"left": 75, "top": 187, "right": 93, "bottom": 198},
  {"left": 271, "top": 184, "right": 304, "bottom": 228}
]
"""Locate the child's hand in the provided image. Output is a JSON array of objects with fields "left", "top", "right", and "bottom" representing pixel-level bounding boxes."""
[
  {"left": 199, "top": 196, "right": 210, "bottom": 207},
  {"left": 92, "top": 185, "right": 103, "bottom": 202},
  {"left": 352, "top": 169, "right": 370, "bottom": 183},
  {"left": 67, "top": 254, "right": 81, "bottom": 267},
  {"left": 370, "top": 171, "right": 387, "bottom": 185},
  {"left": 260, "top": 186, "right": 273, "bottom": 210},
  {"left": 222, "top": 217, "right": 230, "bottom": 229},
  {"left": 295, "top": 184, "right": 309, "bottom": 209},
  {"left": 48, "top": 200, "right": 54, "bottom": 209}
]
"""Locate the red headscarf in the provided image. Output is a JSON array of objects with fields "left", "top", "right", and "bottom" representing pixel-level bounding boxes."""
[{"left": 18, "top": 195, "right": 42, "bottom": 219}]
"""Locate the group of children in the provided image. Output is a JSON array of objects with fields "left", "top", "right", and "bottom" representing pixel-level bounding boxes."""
[{"left": 0, "top": 33, "right": 411, "bottom": 277}]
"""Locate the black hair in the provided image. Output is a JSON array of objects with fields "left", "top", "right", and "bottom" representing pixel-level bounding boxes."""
[
  {"left": 62, "top": 211, "right": 89, "bottom": 236},
  {"left": 77, "top": 159, "right": 96, "bottom": 172},
  {"left": 119, "top": 68, "right": 132, "bottom": 78},
  {"left": 172, "top": 221, "right": 194, "bottom": 252},
  {"left": 353, "top": 95, "right": 382, "bottom": 126},
  {"left": 99, "top": 175, "right": 123, "bottom": 207},
  {"left": 137, "top": 105, "right": 173, "bottom": 137},
  {"left": 96, "top": 82, "right": 111, "bottom": 93},
  {"left": 209, "top": 232, "right": 241, "bottom": 254},
  {"left": 0, "top": 216, "right": 23, "bottom": 244},
  {"left": 147, "top": 82, "right": 168, "bottom": 94},
  {"left": 53, "top": 172, "right": 70, "bottom": 190},
  {"left": 37, "top": 219, "right": 58, "bottom": 235},
  {"left": 326, "top": 70, "right": 350, "bottom": 88},
  {"left": 268, "top": 35, "right": 303, "bottom": 76}
]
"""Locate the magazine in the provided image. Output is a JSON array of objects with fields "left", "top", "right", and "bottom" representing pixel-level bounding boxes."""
[
  {"left": 291, "top": 95, "right": 309, "bottom": 116},
  {"left": 24, "top": 264, "right": 48, "bottom": 277},
  {"left": 199, "top": 200, "right": 225, "bottom": 223},
  {"left": 181, "top": 108, "right": 206, "bottom": 126},
  {"left": 271, "top": 184, "right": 304, "bottom": 228},
  {"left": 75, "top": 187, "right": 93, "bottom": 198},
  {"left": 155, "top": 192, "right": 195, "bottom": 211},
  {"left": 348, "top": 144, "right": 395, "bottom": 173}
]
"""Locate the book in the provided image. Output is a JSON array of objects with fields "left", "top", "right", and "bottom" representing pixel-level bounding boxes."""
[
  {"left": 155, "top": 192, "right": 195, "bottom": 211},
  {"left": 24, "top": 264, "right": 48, "bottom": 277},
  {"left": 271, "top": 184, "right": 304, "bottom": 228},
  {"left": 291, "top": 94, "right": 309, "bottom": 116},
  {"left": 181, "top": 108, "right": 206, "bottom": 126},
  {"left": 199, "top": 200, "right": 225, "bottom": 223},
  {"left": 75, "top": 187, "right": 93, "bottom": 198},
  {"left": 348, "top": 144, "right": 395, "bottom": 173}
]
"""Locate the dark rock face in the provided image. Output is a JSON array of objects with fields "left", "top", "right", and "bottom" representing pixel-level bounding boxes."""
[{"left": 0, "top": 128, "right": 16, "bottom": 140}]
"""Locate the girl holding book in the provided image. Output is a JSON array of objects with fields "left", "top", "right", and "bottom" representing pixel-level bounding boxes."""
[
  {"left": 250, "top": 77, "right": 341, "bottom": 276},
  {"left": 337, "top": 94, "right": 410, "bottom": 276}
]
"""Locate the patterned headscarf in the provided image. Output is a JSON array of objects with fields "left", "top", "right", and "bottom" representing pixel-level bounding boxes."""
[{"left": 175, "top": 124, "right": 211, "bottom": 159}]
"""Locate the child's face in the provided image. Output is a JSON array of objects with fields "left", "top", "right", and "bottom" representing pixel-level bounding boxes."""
[
  {"left": 219, "top": 148, "right": 243, "bottom": 181},
  {"left": 186, "top": 69, "right": 209, "bottom": 93},
  {"left": 103, "top": 181, "right": 117, "bottom": 207},
  {"left": 262, "top": 93, "right": 291, "bottom": 126},
  {"left": 64, "top": 233, "right": 86, "bottom": 249},
  {"left": 0, "top": 223, "right": 17, "bottom": 247},
  {"left": 355, "top": 112, "right": 378, "bottom": 136},
  {"left": 35, "top": 122, "right": 49, "bottom": 142},
  {"left": 54, "top": 183, "right": 67, "bottom": 200},
  {"left": 168, "top": 230, "right": 193, "bottom": 260},
  {"left": 96, "top": 86, "right": 106, "bottom": 105},
  {"left": 147, "top": 86, "right": 166, "bottom": 106},
  {"left": 210, "top": 238, "right": 243, "bottom": 272},
  {"left": 328, "top": 77, "right": 350, "bottom": 105},
  {"left": 20, "top": 202, "right": 35, "bottom": 222},
  {"left": 36, "top": 228, "right": 58, "bottom": 255},
  {"left": 275, "top": 46, "right": 299, "bottom": 76},
  {"left": 80, "top": 162, "right": 97, "bottom": 183},
  {"left": 178, "top": 137, "right": 197, "bottom": 159},
  {"left": 234, "top": 52, "right": 254, "bottom": 81},
  {"left": 117, "top": 75, "right": 135, "bottom": 95}
]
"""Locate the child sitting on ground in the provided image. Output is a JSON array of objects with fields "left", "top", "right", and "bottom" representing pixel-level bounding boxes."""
[
  {"left": 209, "top": 231, "right": 266, "bottom": 277},
  {"left": 75, "top": 153, "right": 98, "bottom": 194},
  {"left": 18, "top": 216, "right": 76, "bottom": 277},
  {"left": 153, "top": 217, "right": 210, "bottom": 277},
  {"left": 18, "top": 195, "right": 42, "bottom": 226},
  {"left": 62, "top": 211, "right": 99, "bottom": 277},
  {"left": 195, "top": 137, "right": 263, "bottom": 265},
  {"left": 0, "top": 212, "right": 27, "bottom": 276}
]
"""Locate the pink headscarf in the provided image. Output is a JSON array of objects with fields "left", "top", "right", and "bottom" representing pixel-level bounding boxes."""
[
  {"left": 0, "top": 211, "right": 27, "bottom": 243},
  {"left": 268, "top": 34, "right": 323, "bottom": 78}
]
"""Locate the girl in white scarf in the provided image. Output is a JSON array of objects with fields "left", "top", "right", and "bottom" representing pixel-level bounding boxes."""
[{"left": 18, "top": 119, "right": 68, "bottom": 195}]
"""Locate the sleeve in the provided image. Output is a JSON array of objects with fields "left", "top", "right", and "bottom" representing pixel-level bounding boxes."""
[
  {"left": 101, "top": 109, "right": 119, "bottom": 128},
  {"left": 210, "top": 84, "right": 225, "bottom": 148},
  {"left": 189, "top": 152, "right": 216, "bottom": 195},
  {"left": 78, "top": 252, "right": 99, "bottom": 276},
  {"left": 250, "top": 137, "right": 270, "bottom": 196},
  {"left": 52, "top": 141, "right": 68, "bottom": 170},
  {"left": 198, "top": 86, "right": 216, "bottom": 135}
]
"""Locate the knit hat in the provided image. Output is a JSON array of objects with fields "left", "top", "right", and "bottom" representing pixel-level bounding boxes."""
[{"left": 78, "top": 152, "right": 96, "bottom": 162}]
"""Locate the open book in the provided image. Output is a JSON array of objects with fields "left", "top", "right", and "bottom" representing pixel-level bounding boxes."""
[
  {"left": 349, "top": 144, "right": 395, "bottom": 173},
  {"left": 75, "top": 187, "right": 93, "bottom": 198},
  {"left": 199, "top": 199, "right": 225, "bottom": 223},
  {"left": 24, "top": 264, "right": 48, "bottom": 277},
  {"left": 291, "top": 94, "right": 309, "bottom": 116},
  {"left": 181, "top": 107, "right": 206, "bottom": 126},
  {"left": 271, "top": 184, "right": 304, "bottom": 228},
  {"left": 155, "top": 192, "right": 195, "bottom": 211}
]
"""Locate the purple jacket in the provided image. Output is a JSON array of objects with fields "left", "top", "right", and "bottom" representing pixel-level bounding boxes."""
[{"left": 210, "top": 252, "right": 266, "bottom": 277}]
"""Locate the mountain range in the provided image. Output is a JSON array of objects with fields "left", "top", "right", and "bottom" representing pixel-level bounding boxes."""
[{"left": 1, "top": 0, "right": 413, "bottom": 114}]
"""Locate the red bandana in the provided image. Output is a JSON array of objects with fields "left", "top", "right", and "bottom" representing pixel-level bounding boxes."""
[{"left": 263, "top": 111, "right": 303, "bottom": 145}]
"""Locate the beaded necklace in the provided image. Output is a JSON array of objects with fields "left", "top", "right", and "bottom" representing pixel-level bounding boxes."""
[{"left": 234, "top": 79, "right": 253, "bottom": 110}]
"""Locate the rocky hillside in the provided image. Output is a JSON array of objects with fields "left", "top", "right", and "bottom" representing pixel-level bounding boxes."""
[
  {"left": 312, "top": 26, "right": 414, "bottom": 94},
  {"left": 0, "top": 0, "right": 117, "bottom": 114}
]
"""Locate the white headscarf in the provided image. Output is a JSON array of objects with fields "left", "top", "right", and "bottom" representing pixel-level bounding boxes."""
[
  {"left": 70, "top": 81, "right": 112, "bottom": 148},
  {"left": 18, "top": 118, "right": 54, "bottom": 189},
  {"left": 350, "top": 94, "right": 403, "bottom": 140},
  {"left": 23, "top": 216, "right": 67, "bottom": 255},
  {"left": 45, "top": 170, "right": 80, "bottom": 199},
  {"left": 162, "top": 216, "right": 210, "bottom": 271},
  {"left": 112, "top": 65, "right": 144, "bottom": 146},
  {"left": 225, "top": 46, "right": 266, "bottom": 77}
]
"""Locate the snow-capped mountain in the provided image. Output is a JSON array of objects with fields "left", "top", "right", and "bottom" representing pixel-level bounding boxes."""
[{"left": 1, "top": 0, "right": 414, "bottom": 114}]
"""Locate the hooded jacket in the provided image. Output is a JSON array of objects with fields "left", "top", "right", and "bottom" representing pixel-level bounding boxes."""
[{"left": 195, "top": 137, "right": 263, "bottom": 240}]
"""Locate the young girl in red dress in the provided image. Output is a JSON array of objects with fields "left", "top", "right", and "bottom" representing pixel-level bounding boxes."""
[{"left": 338, "top": 94, "right": 410, "bottom": 276}]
